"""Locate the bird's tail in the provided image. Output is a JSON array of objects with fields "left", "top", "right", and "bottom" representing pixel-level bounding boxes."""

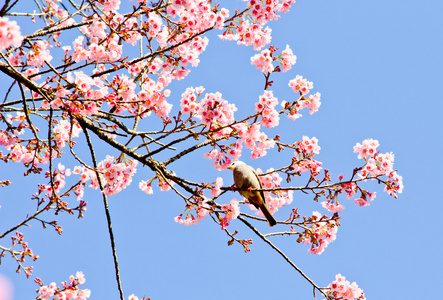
[{"left": 261, "top": 204, "right": 277, "bottom": 227}]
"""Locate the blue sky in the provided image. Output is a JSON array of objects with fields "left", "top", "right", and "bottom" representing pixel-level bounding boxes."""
[{"left": 0, "top": 0, "right": 442, "bottom": 299}]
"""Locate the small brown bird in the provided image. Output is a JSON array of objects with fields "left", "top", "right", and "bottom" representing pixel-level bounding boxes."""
[{"left": 229, "top": 161, "right": 277, "bottom": 227}]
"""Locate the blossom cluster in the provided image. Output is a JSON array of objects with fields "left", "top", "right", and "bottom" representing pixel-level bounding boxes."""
[
  {"left": 198, "top": 92, "right": 237, "bottom": 131},
  {"left": 74, "top": 156, "right": 138, "bottom": 196},
  {"left": 72, "top": 14, "right": 125, "bottom": 62},
  {"left": 0, "top": 113, "right": 47, "bottom": 166},
  {"left": 180, "top": 88, "right": 238, "bottom": 136},
  {"left": 325, "top": 274, "right": 366, "bottom": 300},
  {"left": 157, "top": 173, "right": 176, "bottom": 192},
  {"left": 301, "top": 211, "right": 338, "bottom": 255},
  {"left": 354, "top": 191, "right": 376, "bottom": 207},
  {"left": 53, "top": 119, "right": 82, "bottom": 149},
  {"left": 320, "top": 139, "right": 403, "bottom": 212},
  {"left": 290, "top": 136, "right": 323, "bottom": 176},
  {"left": 174, "top": 177, "right": 223, "bottom": 227},
  {"left": 279, "top": 44, "right": 297, "bottom": 72},
  {"left": 251, "top": 45, "right": 296, "bottom": 73},
  {"left": 220, "top": 0, "right": 296, "bottom": 50},
  {"left": 220, "top": 199, "right": 240, "bottom": 230},
  {"left": 180, "top": 86, "right": 205, "bottom": 115},
  {"left": 168, "top": 0, "right": 229, "bottom": 34},
  {"left": 320, "top": 182, "right": 355, "bottom": 213},
  {"left": 174, "top": 199, "right": 211, "bottom": 226},
  {"left": 0, "top": 17, "right": 23, "bottom": 51},
  {"left": 255, "top": 90, "right": 280, "bottom": 128},
  {"left": 211, "top": 177, "right": 224, "bottom": 197},
  {"left": 220, "top": 19, "right": 272, "bottom": 51},
  {"left": 37, "top": 271, "right": 91, "bottom": 300},
  {"left": 250, "top": 49, "right": 274, "bottom": 73},
  {"left": 321, "top": 200, "right": 345, "bottom": 213},
  {"left": 44, "top": 71, "right": 109, "bottom": 116},
  {"left": 354, "top": 138, "right": 403, "bottom": 198},
  {"left": 134, "top": 76, "right": 172, "bottom": 118},
  {"left": 249, "top": 0, "right": 296, "bottom": 24},
  {"left": 235, "top": 123, "right": 275, "bottom": 159},
  {"left": 297, "top": 136, "right": 321, "bottom": 155},
  {"left": 203, "top": 141, "right": 242, "bottom": 170},
  {"left": 282, "top": 91, "right": 322, "bottom": 121},
  {"left": 288, "top": 75, "right": 313, "bottom": 95},
  {"left": 254, "top": 169, "right": 293, "bottom": 214},
  {"left": 27, "top": 40, "right": 53, "bottom": 67}
]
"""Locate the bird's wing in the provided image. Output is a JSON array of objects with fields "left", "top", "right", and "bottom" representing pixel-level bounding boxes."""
[
  {"left": 234, "top": 165, "right": 265, "bottom": 207},
  {"left": 251, "top": 167, "right": 266, "bottom": 204}
]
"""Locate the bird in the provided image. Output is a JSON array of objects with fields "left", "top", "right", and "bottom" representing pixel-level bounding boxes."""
[{"left": 229, "top": 161, "right": 277, "bottom": 227}]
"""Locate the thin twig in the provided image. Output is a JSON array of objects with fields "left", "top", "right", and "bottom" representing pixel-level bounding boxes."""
[{"left": 81, "top": 125, "right": 125, "bottom": 300}]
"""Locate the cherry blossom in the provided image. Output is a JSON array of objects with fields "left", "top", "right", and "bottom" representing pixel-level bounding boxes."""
[
  {"left": 279, "top": 44, "right": 297, "bottom": 72},
  {"left": 0, "top": 17, "right": 23, "bottom": 51},
  {"left": 353, "top": 138, "right": 380, "bottom": 159},
  {"left": 251, "top": 49, "right": 274, "bottom": 73},
  {"left": 36, "top": 271, "right": 91, "bottom": 300},
  {"left": 325, "top": 274, "right": 366, "bottom": 300},
  {"left": 211, "top": 177, "right": 223, "bottom": 197},
  {"left": 302, "top": 211, "right": 338, "bottom": 255},
  {"left": 256, "top": 168, "right": 293, "bottom": 214},
  {"left": 220, "top": 199, "right": 240, "bottom": 230},
  {"left": 289, "top": 75, "right": 314, "bottom": 95},
  {"left": 255, "top": 90, "right": 280, "bottom": 128}
]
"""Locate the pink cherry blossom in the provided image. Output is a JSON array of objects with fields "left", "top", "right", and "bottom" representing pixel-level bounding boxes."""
[
  {"left": 353, "top": 138, "right": 379, "bottom": 159},
  {"left": 278, "top": 0, "right": 296, "bottom": 13},
  {"left": 321, "top": 200, "right": 345, "bottom": 212},
  {"left": 0, "top": 17, "right": 23, "bottom": 51},
  {"left": 27, "top": 40, "right": 53, "bottom": 67},
  {"left": 385, "top": 172, "right": 404, "bottom": 198},
  {"left": 326, "top": 274, "right": 366, "bottom": 300},
  {"left": 256, "top": 168, "right": 293, "bottom": 215},
  {"left": 235, "top": 19, "right": 272, "bottom": 51},
  {"left": 180, "top": 86, "right": 204, "bottom": 115},
  {"left": 339, "top": 182, "right": 357, "bottom": 200},
  {"left": 249, "top": 0, "right": 281, "bottom": 24},
  {"left": 211, "top": 177, "right": 223, "bottom": 197},
  {"left": 301, "top": 92, "right": 321, "bottom": 115},
  {"left": 147, "top": 12, "right": 164, "bottom": 38},
  {"left": 304, "top": 211, "right": 338, "bottom": 255},
  {"left": 139, "top": 180, "right": 154, "bottom": 194},
  {"left": 36, "top": 272, "right": 90, "bottom": 300},
  {"left": 197, "top": 92, "right": 237, "bottom": 130},
  {"left": 220, "top": 199, "right": 240, "bottom": 230},
  {"left": 38, "top": 282, "right": 57, "bottom": 299},
  {"left": 297, "top": 136, "right": 321, "bottom": 155},
  {"left": 238, "top": 123, "right": 275, "bottom": 159},
  {"left": 53, "top": 119, "right": 82, "bottom": 149},
  {"left": 255, "top": 90, "right": 280, "bottom": 128},
  {"left": 99, "top": 0, "right": 121, "bottom": 12},
  {"left": 175, "top": 199, "right": 211, "bottom": 226},
  {"left": 250, "top": 49, "right": 274, "bottom": 73},
  {"left": 157, "top": 172, "right": 176, "bottom": 192},
  {"left": 84, "top": 156, "right": 138, "bottom": 196},
  {"left": 288, "top": 75, "right": 313, "bottom": 95},
  {"left": 279, "top": 44, "right": 296, "bottom": 72}
]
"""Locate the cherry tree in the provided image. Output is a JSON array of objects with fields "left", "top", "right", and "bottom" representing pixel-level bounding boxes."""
[{"left": 0, "top": 0, "right": 403, "bottom": 299}]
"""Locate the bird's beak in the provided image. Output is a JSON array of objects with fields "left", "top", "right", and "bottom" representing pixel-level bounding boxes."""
[{"left": 228, "top": 163, "right": 234, "bottom": 171}]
